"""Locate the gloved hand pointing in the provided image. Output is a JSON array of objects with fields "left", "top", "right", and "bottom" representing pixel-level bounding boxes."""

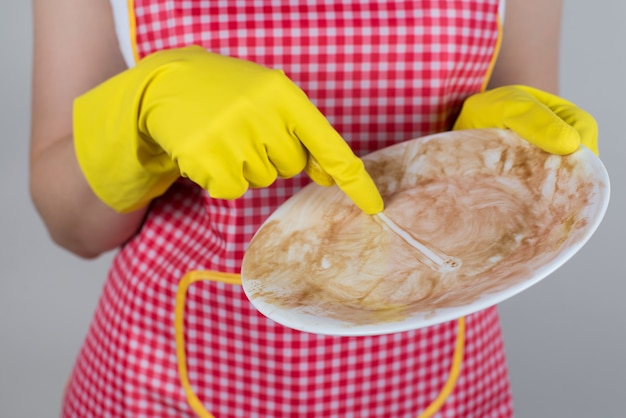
[{"left": 74, "top": 46, "right": 384, "bottom": 214}]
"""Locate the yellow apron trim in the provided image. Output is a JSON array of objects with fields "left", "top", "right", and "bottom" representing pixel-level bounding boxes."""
[
  {"left": 127, "top": 0, "right": 140, "bottom": 64},
  {"left": 174, "top": 270, "right": 466, "bottom": 417},
  {"left": 175, "top": 271, "right": 242, "bottom": 418},
  {"left": 480, "top": 12, "right": 504, "bottom": 92},
  {"left": 417, "top": 316, "right": 466, "bottom": 418}
]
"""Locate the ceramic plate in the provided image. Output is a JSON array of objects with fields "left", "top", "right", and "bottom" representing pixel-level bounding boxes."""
[{"left": 241, "top": 129, "right": 610, "bottom": 336}]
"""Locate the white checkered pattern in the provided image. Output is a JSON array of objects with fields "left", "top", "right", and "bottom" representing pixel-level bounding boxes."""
[{"left": 62, "top": 1, "right": 512, "bottom": 416}]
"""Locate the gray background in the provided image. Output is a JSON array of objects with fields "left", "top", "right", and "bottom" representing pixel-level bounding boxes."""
[{"left": 1, "top": 1, "right": 624, "bottom": 417}]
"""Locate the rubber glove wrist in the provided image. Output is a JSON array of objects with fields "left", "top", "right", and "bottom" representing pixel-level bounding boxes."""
[
  {"left": 453, "top": 85, "right": 599, "bottom": 155},
  {"left": 74, "top": 46, "right": 383, "bottom": 214}
]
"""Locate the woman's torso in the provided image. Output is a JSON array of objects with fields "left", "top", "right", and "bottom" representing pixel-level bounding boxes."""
[{"left": 62, "top": 1, "right": 512, "bottom": 417}]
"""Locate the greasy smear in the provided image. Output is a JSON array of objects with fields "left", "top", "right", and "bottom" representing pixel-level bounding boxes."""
[{"left": 242, "top": 129, "right": 602, "bottom": 326}]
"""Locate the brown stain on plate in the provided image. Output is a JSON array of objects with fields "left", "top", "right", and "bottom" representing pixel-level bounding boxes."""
[{"left": 241, "top": 129, "right": 604, "bottom": 327}]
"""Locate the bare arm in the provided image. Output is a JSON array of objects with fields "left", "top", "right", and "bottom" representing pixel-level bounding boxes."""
[
  {"left": 30, "top": 0, "right": 147, "bottom": 258},
  {"left": 489, "top": 0, "right": 564, "bottom": 94}
]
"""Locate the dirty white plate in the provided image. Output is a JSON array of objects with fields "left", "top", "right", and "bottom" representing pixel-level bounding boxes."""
[{"left": 241, "top": 129, "right": 610, "bottom": 336}]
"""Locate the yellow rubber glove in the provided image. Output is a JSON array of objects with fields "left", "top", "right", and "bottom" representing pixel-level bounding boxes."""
[
  {"left": 74, "top": 46, "right": 383, "bottom": 214},
  {"left": 453, "top": 85, "right": 599, "bottom": 155}
]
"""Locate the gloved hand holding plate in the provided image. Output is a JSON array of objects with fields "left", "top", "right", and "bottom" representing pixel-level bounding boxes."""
[{"left": 241, "top": 128, "right": 610, "bottom": 336}]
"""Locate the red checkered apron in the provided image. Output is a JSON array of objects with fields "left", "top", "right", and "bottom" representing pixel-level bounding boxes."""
[{"left": 62, "top": 1, "right": 513, "bottom": 417}]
